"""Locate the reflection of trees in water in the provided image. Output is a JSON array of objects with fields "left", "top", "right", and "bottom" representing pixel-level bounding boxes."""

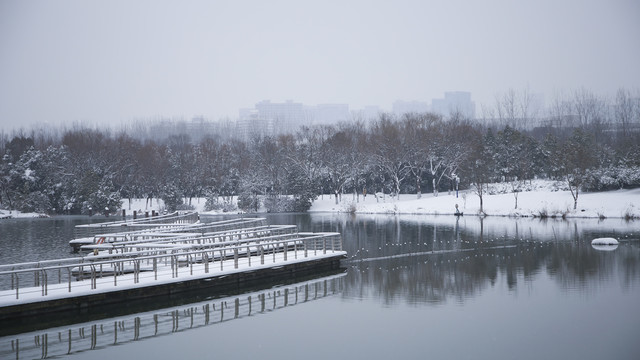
[
  {"left": 547, "top": 241, "right": 640, "bottom": 291},
  {"left": 344, "top": 244, "right": 555, "bottom": 305},
  {"left": 318, "top": 214, "right": 640, "bottom": 306}
]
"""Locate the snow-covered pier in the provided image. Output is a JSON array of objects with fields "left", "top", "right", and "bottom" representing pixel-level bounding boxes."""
[
  {"left": 0, "top": 214, "right": 346, "bottom": 321},
  {"left": 70, "top": 211, "right": 202, "bottom": 251}
]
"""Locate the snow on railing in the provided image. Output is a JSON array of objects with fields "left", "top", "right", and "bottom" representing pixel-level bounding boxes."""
[
  {"left": 81, "top": 224, "right": 298, "bottom": 251},
  {"left": 73, "top": 212, "right": 201, "bottom": 239},
  {"left": 71, "top": 217, "right": 268, "bottom": 249},
  {"left": 0, "top": 231, "right": 343, "bottom": 302}
]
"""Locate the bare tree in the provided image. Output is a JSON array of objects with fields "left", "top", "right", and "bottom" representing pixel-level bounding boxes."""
[
  {"left": 615, "top": 87, "right": 638, "bottom": 140},
  {"left": 402, "top": 112, "right": 439, "bottom": 198},
  {"left": 323, "top": 127, "right": 353, "bottom": 204},
  {"left": 370, "top": 114, "right": 411, "bottom": 200},
  {"left": 562, "top": 129, "right": 597, "bottom": 210}
]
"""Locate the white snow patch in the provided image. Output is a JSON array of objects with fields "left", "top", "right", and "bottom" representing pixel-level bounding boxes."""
[{"left": 591, "top": 237, "right": 619, "bottom": 245}]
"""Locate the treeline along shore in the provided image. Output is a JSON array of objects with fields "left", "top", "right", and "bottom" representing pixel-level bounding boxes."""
[{"left": 1, "top": 88, "right": 639, "bottom": 216}]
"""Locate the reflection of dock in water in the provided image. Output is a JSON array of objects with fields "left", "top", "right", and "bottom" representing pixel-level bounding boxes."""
[{"left": 0, "top": 273, "right": 345, "bottom": 360}]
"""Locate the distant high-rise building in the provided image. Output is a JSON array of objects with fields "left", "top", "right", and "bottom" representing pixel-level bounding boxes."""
[
  {"left": 315, "top": 104, "right": 350, "bottom": 125},
  {"left": 238, "top": 100, "right": 352, "bottom": 135},
  {"left": 392, "top": 100, "right": 429, "bottom": 115},
  {"left": 237, "top": 108, "right": 273, "bottom": 140},
  {"left": 432, "top": 91, "right": 476, "bottom": 119},
  {"left": 254, "top": 100, "right": 305, "bottom": 132},
  {"left": 353, "top": 105, "right": 381, "bottom": 121}
]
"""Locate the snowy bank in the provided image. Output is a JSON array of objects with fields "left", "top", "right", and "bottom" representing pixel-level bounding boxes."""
[
  {"left": 15, "top": 181, "right": 636, "bottom": 220},
  {"left": 0, "top": 209, "right": 49, "bottom": 219},
  {"left": 308, "top": 186, "right": 640, "bottom": 219}
]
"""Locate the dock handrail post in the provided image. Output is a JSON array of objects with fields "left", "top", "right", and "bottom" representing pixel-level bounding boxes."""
[
  {"left": 283, "top": 242, "right": 287, "bottom": 261},
  {"left": 234, "top": 248, "right": 239, "bottom": 269},
  {"left": 247, "top": 246, "right": 251, "bottom": 267},
  {"left": 67, "top": 268, "right": 72, "bottom": 292},
  {"left": 260, "top": 246, "right": 264, "bottom": 265},
  {"left": 171, "top": 256, "right": 177, "bottom": 278},
  {"left": 134, "top": 260, "right": 140, "bottom": 283},
  {"left": 15, "top": 275, "right": 19, "bottom": 299},
  {"left": 41, "top": 269, "right": 48, "bottom": 296},
  {"left": 90, "top": 265, "right": 97, "bottom": 289},
  {"left": 323, "top": 237, "right": 327, "bottom": 254},
  {"left": 154, "top": 258, "right": 158, "bottom": 280}
]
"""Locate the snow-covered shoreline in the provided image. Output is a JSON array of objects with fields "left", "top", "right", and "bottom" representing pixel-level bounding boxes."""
[
  {"left": 308, "top": 187, "right": 640, "bottom": 219},
  {"left": 0, "top": 210, "right": 49, "bottom": 219},
  {"left": 3, "top": 183, "right": 639, "bottom": 220}
]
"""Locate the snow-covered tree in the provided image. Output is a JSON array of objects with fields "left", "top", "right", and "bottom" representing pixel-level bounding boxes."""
[
  {"left": 562, "top": 129, "right": 598, "bottom": 210},
  {"left": 370, "top": 115, "right": 412, "bottom": 200}
]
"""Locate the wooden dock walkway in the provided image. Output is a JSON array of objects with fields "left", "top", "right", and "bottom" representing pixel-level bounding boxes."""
[{"left": 0, "top": 214, "right": 346, "bottom": 321}]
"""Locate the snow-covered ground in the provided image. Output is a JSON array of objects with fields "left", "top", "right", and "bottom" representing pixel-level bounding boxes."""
[
  {"left": 0, "top": 209, "right": 49, "bottom": 219},
  {"left": 119, "top": 181, "right": 640, "bottom": 219},
  {"left": 3, "top": 181, "right": 639, "bottom": 219},
  {"left": 309, "top": 186, "right": 640, "bottom": 219}
]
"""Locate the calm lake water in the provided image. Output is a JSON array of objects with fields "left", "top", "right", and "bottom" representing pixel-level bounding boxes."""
[{"left": 1, "top": 214, "right": 639, "bottom": 360}]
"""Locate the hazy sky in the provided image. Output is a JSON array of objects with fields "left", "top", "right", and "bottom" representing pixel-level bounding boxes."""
[{"left": 1, "top": 0, "right": 639, "bottom": 130}]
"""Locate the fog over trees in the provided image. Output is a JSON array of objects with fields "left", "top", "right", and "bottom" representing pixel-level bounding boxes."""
[{"left": 1, "top": 88, "right": 639, "bottom": 214}]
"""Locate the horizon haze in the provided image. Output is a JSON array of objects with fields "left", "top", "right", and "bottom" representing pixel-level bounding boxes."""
[{"left": 1, "top": 0, "right": 639, "bottom": 131}]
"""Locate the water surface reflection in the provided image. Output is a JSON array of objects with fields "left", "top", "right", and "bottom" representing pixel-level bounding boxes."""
[
  {"left": 1, "top": 214, "right": 639, "bottom": 359},
  {"left": 0, "top": 274, "right": 345, "bottom": 359},
  {"left": 262, "top": 213, "right": 640, "bottom": 304}
]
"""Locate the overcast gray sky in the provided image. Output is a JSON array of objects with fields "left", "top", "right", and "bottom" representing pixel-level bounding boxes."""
[{"left": 1, "top": 0, "right": 639, "bottom": 130}]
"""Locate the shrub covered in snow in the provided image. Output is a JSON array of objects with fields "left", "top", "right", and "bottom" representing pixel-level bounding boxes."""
[
  {"left": 584, "top": 166, "right": 640, "bottom": 191},
  {"left": 237, "top": 192, "right": 260, "bottom": 213},
  {"left": 204, "top": 193, "right": 237, "bottom": 212}
]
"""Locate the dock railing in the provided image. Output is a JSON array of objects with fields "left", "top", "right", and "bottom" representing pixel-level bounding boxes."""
[
  {"left": 0, "top": 232, "right": 343, "bottom": 302},
  {"left": 74, "top": 212, "right": 201, "bottom": 239},
  {"left": 70, "top": 217, "right": 268, "bottom": 250},
  {"left": 82, "top": 224, "right": 299, "bottom": 252}
]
